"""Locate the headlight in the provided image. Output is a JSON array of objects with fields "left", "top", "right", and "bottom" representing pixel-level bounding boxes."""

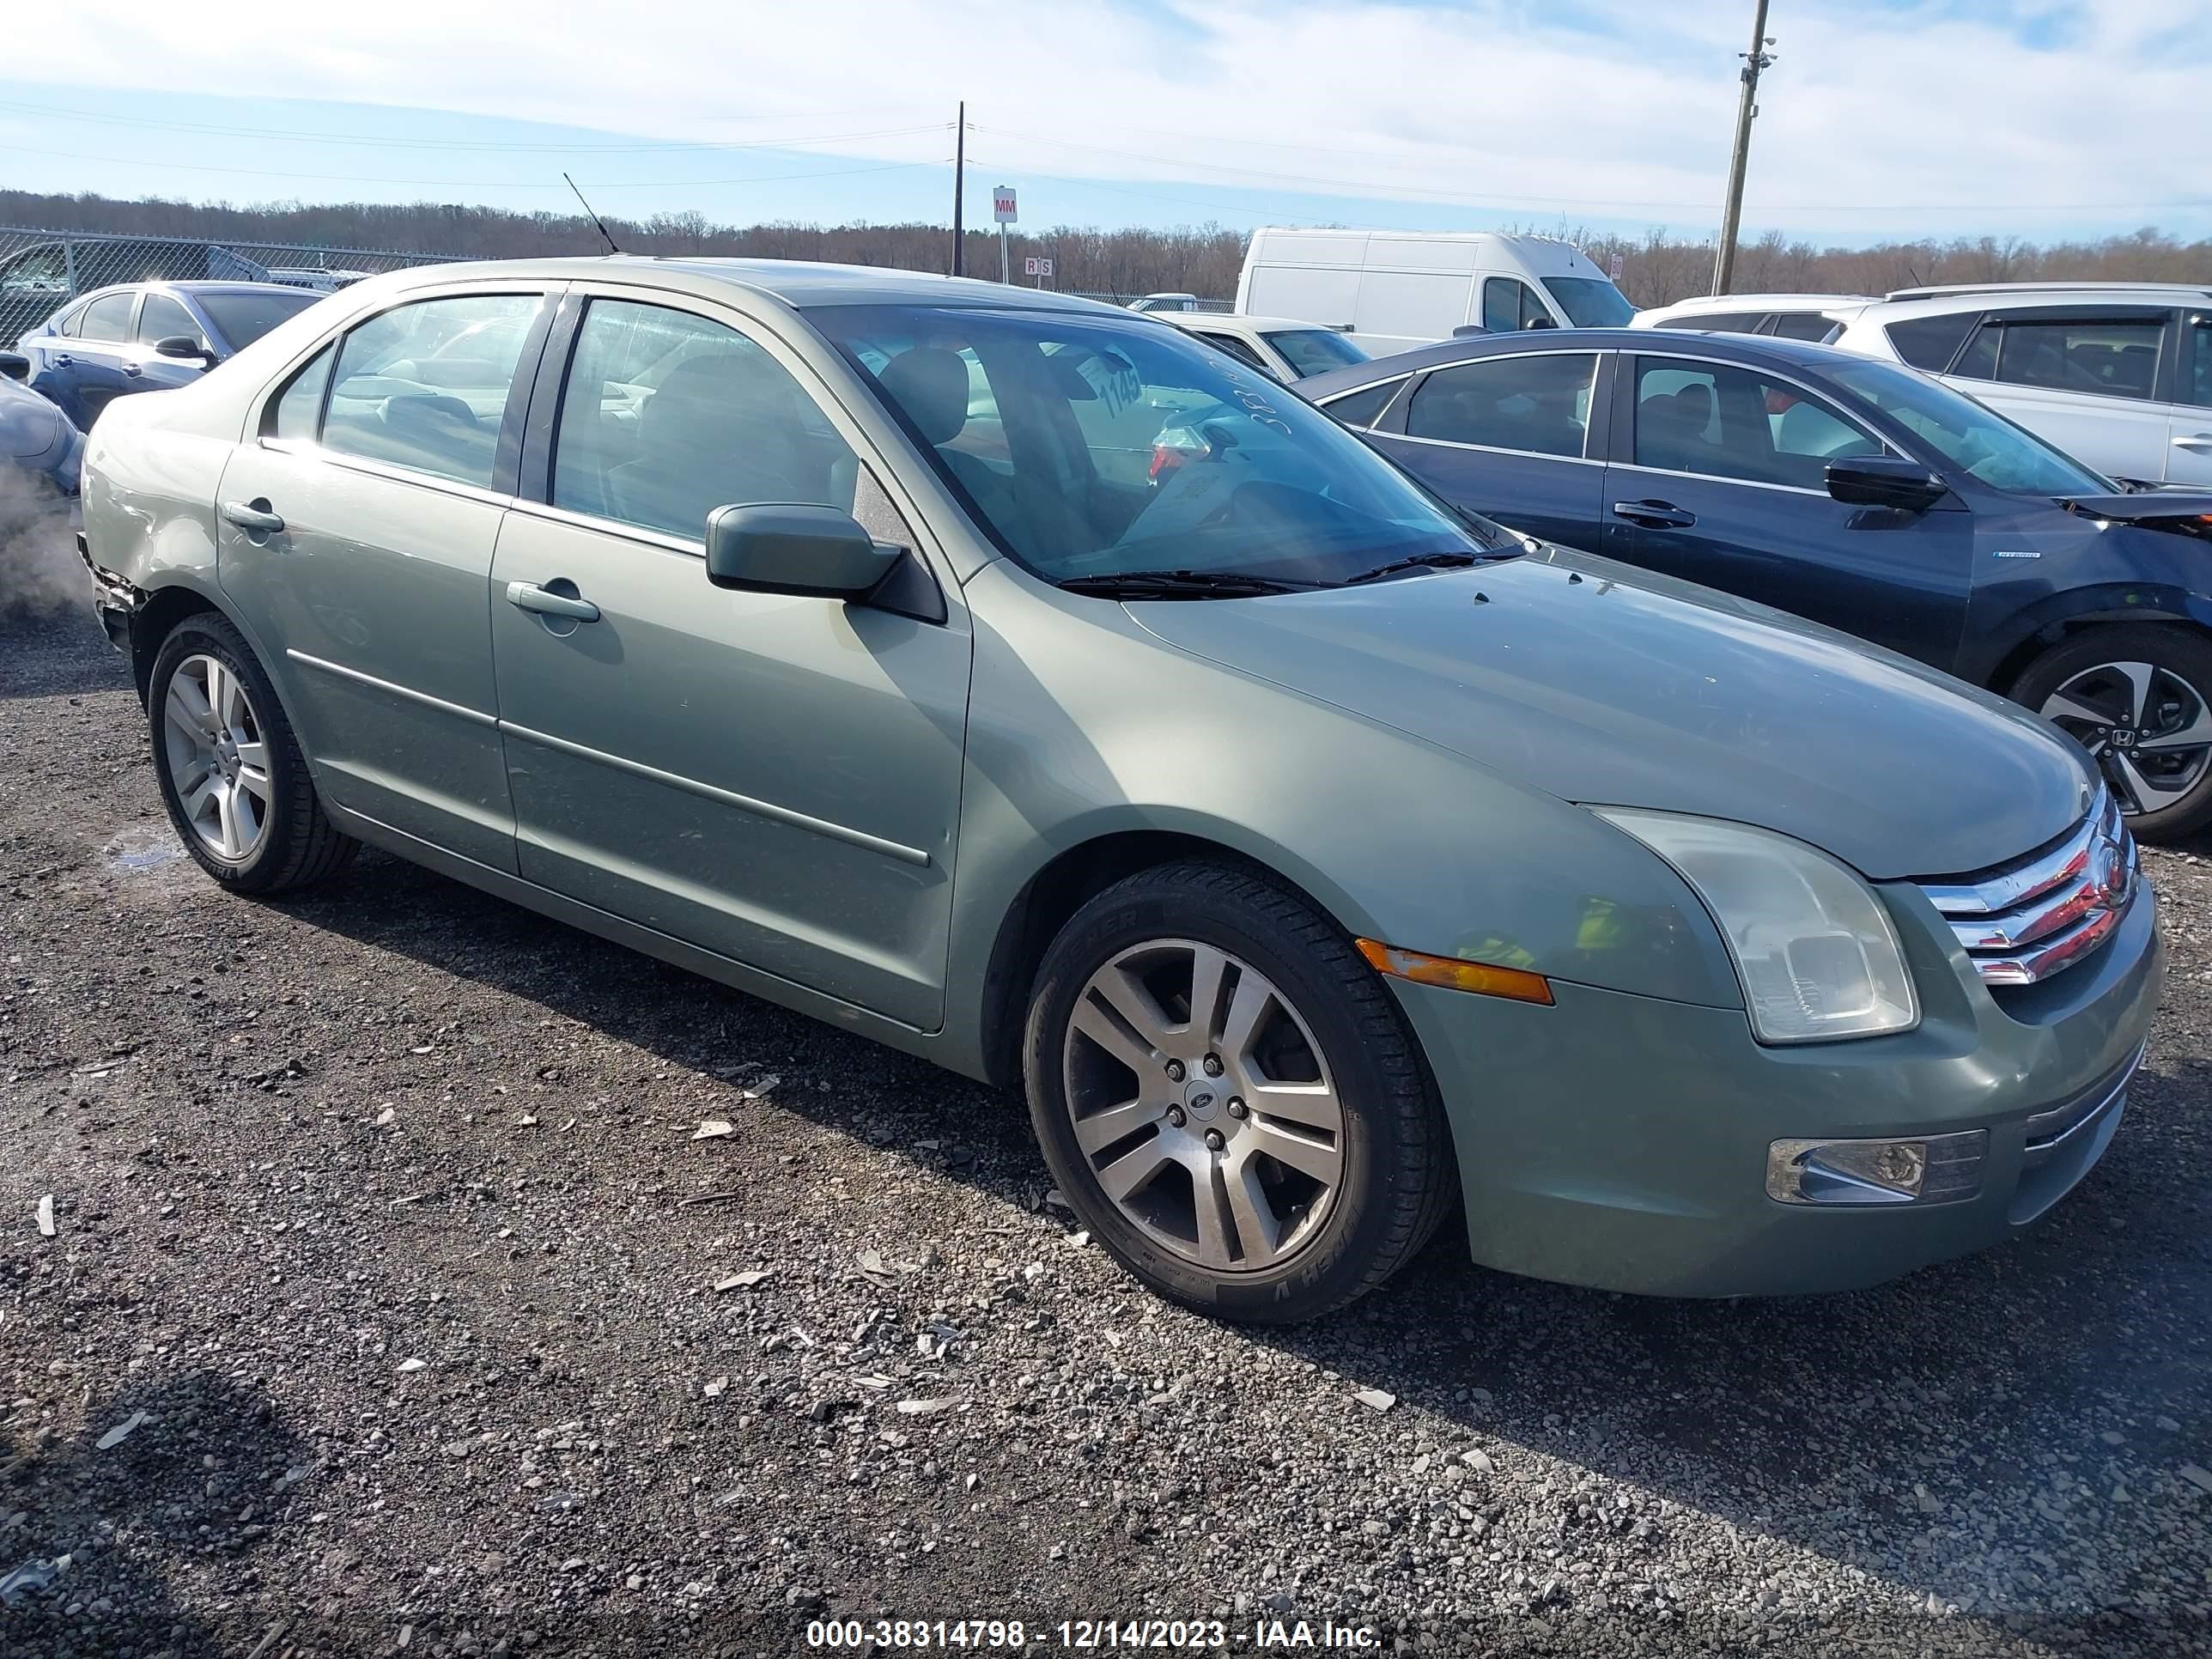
[{"left": 1593, "top": 809, "right": 1917, "bottom": 1044}]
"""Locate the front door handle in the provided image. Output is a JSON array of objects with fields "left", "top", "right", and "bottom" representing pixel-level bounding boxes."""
[
  {"left": 2174, "top": 433, "right": 2212, "bottom": 450},
  {"left": 1612, "top": 499, "right": 1698, "bottom": 529},
  {"left": 506, "top": 580, "right": 601, "bottom": 623},
  {"left": 220, "top": 500, "right": 286, "bottom": 534}
]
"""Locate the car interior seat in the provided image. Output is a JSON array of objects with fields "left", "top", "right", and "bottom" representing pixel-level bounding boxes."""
[
  {"left": 606, "top": 356, "right": 810, "bottom": 539},
  {"left": 876, "top": 346, "right": 1017, "bottom": 526}
]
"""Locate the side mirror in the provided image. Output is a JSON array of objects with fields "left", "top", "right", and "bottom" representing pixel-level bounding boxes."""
[
  {"left": 0, "top": 350, "right": 26, "bottom": 382},
  {"left": 153, "top": 335, "right": 211, "bottom": 363},
  {"left": 704, "top": 503, "right": 904, "bottom": 599},
  {"left": 1525, "top": 316, "right": 1559, "bottom": 331},
  {"left": 1826, "top": 455, "right": 1948, "bottom": 514}
]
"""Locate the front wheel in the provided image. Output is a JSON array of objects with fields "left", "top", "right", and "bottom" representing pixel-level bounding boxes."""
[
  {"left": 1023, "top": 861, "right": 1455, "bottom": 1323},
  {"left": 2014, "top": 624, "right": 2212, "bottom": 841}
]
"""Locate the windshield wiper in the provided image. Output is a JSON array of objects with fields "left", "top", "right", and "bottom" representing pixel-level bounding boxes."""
[
  {"left": 1055, "top": 569, "right": 1323, "bottom": 599},
  {"left": 1341, "top": 550, "right": 1503, "bottom": 586}
]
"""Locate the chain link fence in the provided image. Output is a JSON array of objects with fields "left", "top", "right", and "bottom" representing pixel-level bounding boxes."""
[{"left": 0, "top": 226, "right": 463, "bottom": 347}]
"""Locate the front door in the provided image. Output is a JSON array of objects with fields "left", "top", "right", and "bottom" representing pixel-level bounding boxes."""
[
  {"left": 127, "top": 290, "right": 214, "bottom": 398},
  {"left": 1368, "top": 349, "right": 1607, "bottom": 549},
  {"left": 1937, "top": 307, "right": 2175, "bottom": 486},
  {"left": 2166, "top": 311, "right": 2212, "bottom": 485},
  {"left": 217, "top": 288, "right": 551, "bottom": 871},
  {"left": 488, "top": 294, "right": 971, "bottom": 1030},
  {"left": 1603, "top": 352, "right": 1976, "bottom": 668}
]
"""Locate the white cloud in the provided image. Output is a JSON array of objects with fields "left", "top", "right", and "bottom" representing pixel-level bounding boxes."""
[{"left": 21, "top": 0, "right": 2212, "bottom": 238}]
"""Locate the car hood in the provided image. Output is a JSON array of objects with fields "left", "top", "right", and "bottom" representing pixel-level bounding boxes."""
[{"left": 1128, "top": 550, "right": 2095, "bottom": 880}]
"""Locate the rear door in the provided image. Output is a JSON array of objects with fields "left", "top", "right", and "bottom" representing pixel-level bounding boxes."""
[
  {"left": 1939, "top": 306, "right": 2173, "bottom": 484},
  {"left": 488, "top": 289, "right": 971, "bottom": 1030},
  {"left": 1602, "top": 350, "right": 1976, "bottom": 667},
  {"left": 2165, "top": 309, "right": 2212, "bottom": 484},
  {"left": 1364, "top": 349, "right": 1607, "bottom": 548},
  {"left": 57, "top": 289, "right": 138, "bottom": 425},
  {"left": 216, "top": 285, "right": 556, "bottom": 872}
]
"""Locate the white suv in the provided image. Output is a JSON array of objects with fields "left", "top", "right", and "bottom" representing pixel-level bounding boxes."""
[
  {"left": 1158, "top": 312, "right": 1370, "bottom": 381},
  {"left": 1832, "top": 283, "right": 2212, "bottom": 486},
  {"left": 1630, "top": 292, "right": 1875, "bottom": 343}
]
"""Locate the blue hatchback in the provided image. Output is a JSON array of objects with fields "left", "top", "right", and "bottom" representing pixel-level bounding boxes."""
[
  {"left": 15, "top": 281, "right": 324, "bottom": 430},
  {"left": 1304, "top": 328, "right": 2212, "bottom": 840}
]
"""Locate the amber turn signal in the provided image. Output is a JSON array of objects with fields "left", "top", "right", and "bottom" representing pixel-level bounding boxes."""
[{"left": 1355, "top": 939, "right": 1554, "bottom": 1006}]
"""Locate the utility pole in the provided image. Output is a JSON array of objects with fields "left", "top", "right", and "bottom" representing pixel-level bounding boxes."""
[
  {"left": 951, "top": 100, "right": 965, "bottom": 278},
  {"left": 1711, "top": 0, "right": 1774, "bottom": 296}
]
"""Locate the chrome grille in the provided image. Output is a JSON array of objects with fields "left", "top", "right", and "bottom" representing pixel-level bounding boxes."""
[{"left": 1917, "top": 789, "right": 2139, "bottom": 987}]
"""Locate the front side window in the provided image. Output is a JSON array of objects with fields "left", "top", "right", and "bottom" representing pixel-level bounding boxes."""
[
  {"left": 1318, "top": 376, "right": 1407, "bottom": 429},
  {"left": 812, "top": 303, "right": 1509, "bottom": 586},
  {"left": 1826, "top": 359, "right": 2112, "bottom": 496},
  {"left": 322, "top": 294, "right": 539, "bottom": 487},
  {"left": 77, "top": 292, "right": 135, "bottom": 342},
  {"left": 1541, "top": 276, "right": 1634, "bottom": 328},
  {"left": 551, "top": 298, "right": 859, "bottom": 539},
  {"left": 1633, "top": 357, "right": 1883, "bottom": 489},
  {"left": 136, "top": 293, "right": 204, "bottom": 349},
  {"left": 198, "top": 289, "right": 320, "bottom": 353},
  {"left": 1483, "top": 277, "right": 1542, "bottom": 333},
  {"left": 1263, "top": 327, "right": 1367, "bottom": 378},
  {"left": 1975, "top": 317, "right": 2166, "bottom": 402},
  {"left": 1406, "top": 353, "right": 1596, "bottom": 459}
]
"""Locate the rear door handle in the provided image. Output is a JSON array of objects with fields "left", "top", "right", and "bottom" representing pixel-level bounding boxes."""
[
  {"left": 2174, "top": 433, "right": 2212, "bottom": 450},
  {"left": 1612, "top": 500, "right": 1698, "bottom": 529},
  {"left": 51, "top": 353, "right": 73, "bottom": 368},
  {"left": 506, "top": 580, "right": 601, "bottom": 623},
  {"left": 220, "top": 500, "right": 285, "bottom": 534},
  {"left": 121, "top": 361, "right": 143, "bottom": 377}
]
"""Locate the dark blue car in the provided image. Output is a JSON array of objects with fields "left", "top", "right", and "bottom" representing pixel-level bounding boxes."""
[
  {"left": 15, "top": 281, "right": 323, "bottom": 430},
  {"left": 1303, "top": 328, "right": 2212, "bottom": 839}
]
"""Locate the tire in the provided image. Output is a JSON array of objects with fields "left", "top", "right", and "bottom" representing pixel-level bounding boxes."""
[
  {"left": 1023, "top": 860, "right": 1455, "bottom": 1323},
  {"left": 2012, "top": 624, "right": 2212, "bottom": 842},
  {"left": 148, "top": 611, "right": 358, "bottom": 894}
]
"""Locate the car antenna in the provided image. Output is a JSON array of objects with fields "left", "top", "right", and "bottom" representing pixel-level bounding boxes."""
[{"left": 563, "top": 173, "right": 623, "bottom": 256}]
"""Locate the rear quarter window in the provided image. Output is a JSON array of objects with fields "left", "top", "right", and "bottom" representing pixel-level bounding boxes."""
[
  {"left": 1318, "top": 377, "right": 1407, "bottom": 429},
  {"left": 1883, "top": 311, "right": 1978, "bottom": 371}
]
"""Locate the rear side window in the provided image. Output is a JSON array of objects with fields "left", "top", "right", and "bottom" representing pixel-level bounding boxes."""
[
  {"left": 550, "top": 298, "right": 859, "bottom": 539},
  {"left": 1192, "top": 331, "right": 1270, "bottom": 373},
  {"left": 77, "top": 292, "right": 135, "bottom": 342},
  {"left": 1883, "top": 311, "right": 1978, "bottom": 371},
  {"left": 1406, "top": 353, "right": 1597, "bottom": 458},
  {"left": 55, "top": 304, "right": 86, "bottom": 338},
  {"left": 1633, "top": 356, "right": 1882, "bottom": 489},
  {"left": 1976, "top": 318, "right": 2165, "bottom": 402},
  {"left": 1319, "top": 377, "right": 1406, "bottom": 429},
  {"left": 2188, "top": 316, "right": 2212, "bottom": 409},
  {"left": 266, "top": 343, "right": 335, "bottom": 440},
  {"left": 1768, "top": 312, "right": 1840, "bottom": 343},
  {"left": 136, "top": 293, "right": 204, "bottom": 349},
  {"left": 1672, "top": 312, "right": 1765, "bottom": 335},
  {"left": 322, "top": 294, "right": 539, "bottom": 487}
]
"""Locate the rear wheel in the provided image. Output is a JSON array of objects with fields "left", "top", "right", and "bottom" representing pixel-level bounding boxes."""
[
  {"left": 149, "top": 612, "right": 357, "bottom": 893},
  {"left": 1023, "top": 861, "right": 1455, "bottom": 1323},
  {"left": 2014, "top": 625, "right": 2212, "bottom": 841}
]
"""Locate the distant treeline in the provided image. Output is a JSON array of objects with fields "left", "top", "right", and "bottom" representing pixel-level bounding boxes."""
[{"left": 5, "top": 188, "right": 2211, "bottom": 307}]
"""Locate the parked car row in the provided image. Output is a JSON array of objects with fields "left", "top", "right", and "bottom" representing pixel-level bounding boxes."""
[{"left": 77, "top": 255, "right": 2159, "bottom": 1324}]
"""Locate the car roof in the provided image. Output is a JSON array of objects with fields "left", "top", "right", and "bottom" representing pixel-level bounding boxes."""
[
  {"left": 1855, "top": 289, "right": 2203, "bottom": 321},
  {"left": 361, "top": 254, "right": 1118, "bottom": 316},
  {"left": 1885, "top": 280, "right": 2212, "bottom": 302},
  {"left": 1161, "top": 312, "right": 1341, "bottom": 333},
  {"left": 1295, "top": 325, "right": 1874, "bottom": 398},
  {"left": 1644, "top": 292, "right": 1874, "bottom": 314}
]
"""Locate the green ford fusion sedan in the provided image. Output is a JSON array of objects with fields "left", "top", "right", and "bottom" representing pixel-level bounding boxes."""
[{"left": 77, "top": 258, "right": 2161, "bottom": 1321}]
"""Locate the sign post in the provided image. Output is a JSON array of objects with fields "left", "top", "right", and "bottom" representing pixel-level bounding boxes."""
[{"left": 993, "top": 185, "right": 1017, "bottom": 284}]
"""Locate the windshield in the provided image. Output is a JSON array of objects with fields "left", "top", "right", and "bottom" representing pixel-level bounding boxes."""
[
  {"left": 812, "top": 303, "right": 1510, "bottom": 585},
  {"left": 1263, "top": 328, "right": 1369, "bottom": 378},
  {"left": 1825, "top": 360, "right": 2113, "bottom": 496},
  {"left": 198, "top": 289, "right": 321, "bottom": 351},
  {"left": 1541, "top": 276, "right": 1635, "bottom": 328}
]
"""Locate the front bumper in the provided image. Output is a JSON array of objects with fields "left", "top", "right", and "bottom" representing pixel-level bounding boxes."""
[{"left": 1394, "top": 875, "right": 2165, "bottom": 1297}]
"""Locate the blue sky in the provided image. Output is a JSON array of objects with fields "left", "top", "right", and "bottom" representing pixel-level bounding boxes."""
[{"left": 7, "top": 0, "right": 2209, "bottom": 246}]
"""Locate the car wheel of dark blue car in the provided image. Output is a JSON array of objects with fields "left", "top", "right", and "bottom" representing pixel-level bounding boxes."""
[
  {"left": 2017, "top": 624, "right": 2212, "bottom": 842},
  {"left": 1023, "top": 860, "right": 1455, "bottom": 1324}
]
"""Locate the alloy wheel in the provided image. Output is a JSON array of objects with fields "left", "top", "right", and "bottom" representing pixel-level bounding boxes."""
[
  {"left": 1060, "top": 939, "right": 1346, "bottom": 1273},
  {"left": 161, "top": 653, "right": 270, "bottom": 862},
  {"left": 2039, "top": 659, "right": 2212, "bottom": 817}
]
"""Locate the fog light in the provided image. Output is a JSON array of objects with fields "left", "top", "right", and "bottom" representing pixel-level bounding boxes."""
[{"left": 1766, "top": 1130, "right": 1987, "bottom": 1206}]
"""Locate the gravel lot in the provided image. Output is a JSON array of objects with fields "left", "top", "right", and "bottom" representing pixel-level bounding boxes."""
[{"left": 3, "top": 603, "right": 2209, "bottom": 1659}]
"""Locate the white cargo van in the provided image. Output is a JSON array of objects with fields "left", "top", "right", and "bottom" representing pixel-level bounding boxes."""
[{"left": 1235, "top": 229, "right": 1634, "bottom": 354}]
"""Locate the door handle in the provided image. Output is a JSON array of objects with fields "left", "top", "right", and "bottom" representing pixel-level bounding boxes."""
[
  {"left": 506, "top": 580, "right": 601, "bottom": 623},
  {"left": 220, "top": 500, "right": 286, "bottom": 535},
  {"left": 1612, "top": 500, "right": 1698, "bottom": 529},
  {"left": 121, "top": 361, "right": 143, "bottom": 377},
  {"left": 2173, "top": 433, "right": 2212, "bottom": 450},
  {"left": 51, "top": 353, "right": 73, "bottom": 368}
]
